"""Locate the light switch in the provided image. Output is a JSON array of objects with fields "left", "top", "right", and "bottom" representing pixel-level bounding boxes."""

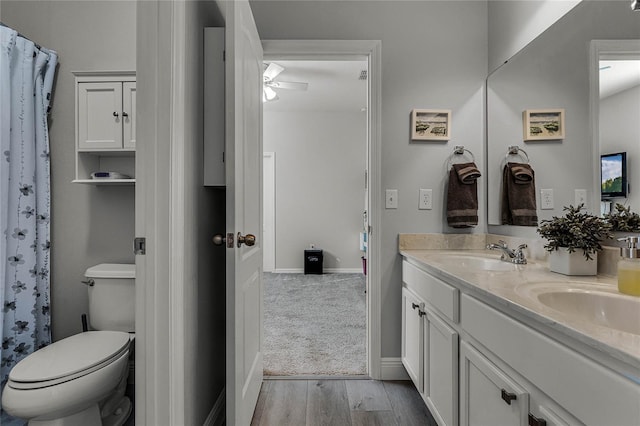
[
  {"left": 540, "top": 189, "right": 554, "bottom": 210},
  {"left": 386, "top": 189, "right": 398, "bottom": 209}
]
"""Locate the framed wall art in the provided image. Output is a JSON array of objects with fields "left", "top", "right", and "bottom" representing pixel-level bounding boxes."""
[
  {"left": 411, "top": 109, "right": 451, "bottom": 141},
  {"left": 523, "top": 109, "right": 565, "bottom": 141}
]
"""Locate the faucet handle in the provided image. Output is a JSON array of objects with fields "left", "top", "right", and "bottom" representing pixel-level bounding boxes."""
[
  {"left": 497, "top": 240, "right": 508, "bottom": 248},
  {"left": 517, "top": 243, "right": 528, "bottom": 250}
]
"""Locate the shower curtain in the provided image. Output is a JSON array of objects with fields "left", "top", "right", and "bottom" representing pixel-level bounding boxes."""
[{"left": 0, "top": 25, "right": 57, "bottom": 390}]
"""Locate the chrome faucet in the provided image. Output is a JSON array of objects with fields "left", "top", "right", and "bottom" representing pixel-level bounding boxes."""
[{"left": 486, "top": 240, "right": 528, "bottom": 264}]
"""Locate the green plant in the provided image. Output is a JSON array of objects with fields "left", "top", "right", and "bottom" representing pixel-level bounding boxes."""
[
  {"left": 537, "top": 204, "right": 613, "bottom": 260},
  {"left": 605, "top": 203, "right": 640, "bottom": 232}
]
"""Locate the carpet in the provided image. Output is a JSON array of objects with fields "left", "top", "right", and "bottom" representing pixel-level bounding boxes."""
[{"left": 263, "top": 273, "right": 366, "bottom": 376}]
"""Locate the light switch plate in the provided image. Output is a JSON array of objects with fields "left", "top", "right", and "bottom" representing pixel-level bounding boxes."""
[
  {"left": 419, "top": 189, "right": 433, "bottom": 210},
  {"left": 386, "top": 189, "right": 398, "bottom": 209},
  {"left": 575, "top": 189, "right": 587, "bottom": 207},
  {"left": 540, "top": 189, "right": 554, "bottom": 210}
]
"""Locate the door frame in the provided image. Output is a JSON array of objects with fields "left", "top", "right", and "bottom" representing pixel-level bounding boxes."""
[{"left": 263, "top": 39, "right": 382, "bottom": 379}]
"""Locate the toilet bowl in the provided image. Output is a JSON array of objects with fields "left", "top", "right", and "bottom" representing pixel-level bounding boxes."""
[
  {"left": 2, "top": 331, "right": 132, "bottom": 426},
  {"left": 2, "top": 264, "right": 135, "bottom": 426}
]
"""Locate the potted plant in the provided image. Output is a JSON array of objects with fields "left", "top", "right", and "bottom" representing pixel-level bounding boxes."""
[
  {"left": 537, "top": 204, "right": 612, "bottom": 275},
  {"left": 605, "top": 203, "right": 640, "bottom": 232}
]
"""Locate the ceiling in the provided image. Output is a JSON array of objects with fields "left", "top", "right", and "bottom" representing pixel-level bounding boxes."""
[
  {"left": 263, "top": 60, "right": 368, "bottom": 112},
  {"left": 599, "top": 59, "right": 640, "bottom": 99}
]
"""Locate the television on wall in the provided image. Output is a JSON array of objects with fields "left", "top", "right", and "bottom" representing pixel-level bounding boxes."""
[{"left": 601, "top": 152, "right": 628, "bottom": 199}]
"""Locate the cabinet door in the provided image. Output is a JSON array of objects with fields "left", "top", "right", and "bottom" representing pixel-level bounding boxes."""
[
  {"left": 402, "top": 287, "right": 424, "bottom": 393},
  {"left": 78, "top": 82, "right": 123, "bottom": 150},
  {"left": 424, "top": 311, "right": 458, "bottom": 426},
  {"left": 460, "top": 341, "right": 529, "bottom": 426},
  {"left": 122, "top": 82, "right": 136, "bottom": 149}
]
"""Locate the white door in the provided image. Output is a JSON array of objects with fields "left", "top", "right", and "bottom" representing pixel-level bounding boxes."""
[{"left": 225, "top": 1, "right": 264, "bottom": 424}]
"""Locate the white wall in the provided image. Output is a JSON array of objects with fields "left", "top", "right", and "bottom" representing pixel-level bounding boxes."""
[
  {"left": 600, "top": 84, "right": 640, "bottom": 211},
  {"left": 488, "top": 0, "right": 581, "bottom": 72},
  {"left": 1, "top": 0, "right": 137, "bottom": 341},
  {"left": 251, "top": 0, "right": 488, "bottom": 358},
  {"left": 264, "top": 111, "right": 366, "bottom": 272}
]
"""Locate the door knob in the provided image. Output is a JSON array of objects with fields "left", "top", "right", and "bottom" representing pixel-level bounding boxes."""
[
  {"left": 237, "top": 233, "right": 256, "bottom": 248},
  {"left": 212, "top": 234, "right": 226, "bottom": 246}
]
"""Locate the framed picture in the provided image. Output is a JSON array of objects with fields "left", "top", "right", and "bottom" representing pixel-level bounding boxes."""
[
  {"left": 523, "top": 109, "right": 565, "bottom": 141},
  {"left": 411, "top": 109, "right": 451, "bottom": 141}
]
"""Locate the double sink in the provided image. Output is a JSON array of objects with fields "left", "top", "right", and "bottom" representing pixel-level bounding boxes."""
[{"left": 427, "top": 252, "right": 640, "bottom": 337}]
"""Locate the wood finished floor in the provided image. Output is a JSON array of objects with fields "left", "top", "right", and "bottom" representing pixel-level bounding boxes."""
[{"left": 251, "top": 379, "right": 437, "bottom": 426}]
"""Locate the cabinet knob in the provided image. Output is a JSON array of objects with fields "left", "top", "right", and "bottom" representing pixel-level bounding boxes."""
[
  {"left": 528, "top": 413, "right": 547, "bottom": 426},
  {"left": 411, "top": 303, "right": 420, "bottom": 310},
  {"left": 122, "top": 111, "right": 129, "bottom": 118},
  {"left": 113, "top": 111, "right": 119, "bottom": 118},
  {"left": 501, "top": 389, "right": 517, "bottom": 405},
  {"left": 418, "top": 310, "right": 426, "bottom": 317}
]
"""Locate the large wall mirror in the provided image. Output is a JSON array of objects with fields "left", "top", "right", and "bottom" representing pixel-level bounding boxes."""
[{"left": 487, "top": 1, "right": 640, "bottom": 227}]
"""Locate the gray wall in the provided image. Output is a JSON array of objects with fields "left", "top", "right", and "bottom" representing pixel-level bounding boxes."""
[
  {"left": 600, "top": 84, "right": 640, "bottom": 211},
  {"left": 1, "top": 1, "right": 137, "bottom": 341},
  {"left": 264, "top": 111, "right": 366, "bottom": 271},
  {"left": 251, "top": 0, "right": 488, "bottom": 358}
]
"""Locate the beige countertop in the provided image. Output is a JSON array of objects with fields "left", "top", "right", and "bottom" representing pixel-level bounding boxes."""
[{"left": 400, "top": 249, "right": 640, "bottom": 373}]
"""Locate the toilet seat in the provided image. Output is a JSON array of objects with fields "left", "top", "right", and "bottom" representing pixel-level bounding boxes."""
[{"left": 8, "top": 331, "right": 130, "bottom": 390}]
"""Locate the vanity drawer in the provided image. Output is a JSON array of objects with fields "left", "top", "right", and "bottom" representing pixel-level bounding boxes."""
[
  {"left": 402, "top": 260, "right": 459, "bottom": 323},
  {"left": 461, "top": 294, "right": 640, "bottom": 426}
]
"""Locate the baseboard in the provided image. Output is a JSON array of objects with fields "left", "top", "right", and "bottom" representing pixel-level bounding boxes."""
[
  {"left": 380, "top": 357, "right": 410, "bottom": 380},
  {"left": 271, "top": 268, "right": 363, "bottom": 274},
  {"left": 203, "top": 387, "right": 225, "bottom": 426}
]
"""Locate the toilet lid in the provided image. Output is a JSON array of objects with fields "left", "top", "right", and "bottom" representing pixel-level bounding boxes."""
[{"left": 8, "top": 331, "right": 130, "bottom": 387}]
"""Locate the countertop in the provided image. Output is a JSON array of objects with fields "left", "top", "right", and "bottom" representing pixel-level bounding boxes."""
[{"left": 400, "top": 249, "right": 640, "bottom": 373}]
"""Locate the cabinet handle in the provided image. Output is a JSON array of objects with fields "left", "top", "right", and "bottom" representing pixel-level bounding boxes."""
[
  {"left": 528, "top": 413, "right": 547, "bottom": 426},
  {"left": 411, "top": 303, "right": 419, "bottom": 310},
  {"left": 418, "top": 310, "right": 426, "bottom": 317},
  {"left": 113, "top": 111, "right": 119, "bottom": 118},
  {"left": 122, "top": 111, "right": 129, "bottom": 118},
  {"left": 501, "top": 389, "right": 517, "bottom": 405}
]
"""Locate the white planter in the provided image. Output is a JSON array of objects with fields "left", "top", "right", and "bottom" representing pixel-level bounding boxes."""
[{"left": 548, "top": 249, "right": 598, "bottom": 276}]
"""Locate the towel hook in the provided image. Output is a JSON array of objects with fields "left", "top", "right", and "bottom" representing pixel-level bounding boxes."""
[
  {"left": 505, "top": 145, "right": 529, "bottom": 164},
  {"left": 446, "top": 145, "right": 475, "bottom": 169}
]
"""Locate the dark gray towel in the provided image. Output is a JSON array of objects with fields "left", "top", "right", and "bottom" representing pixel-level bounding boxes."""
[
  {"left": 447, "top": 162, "right": 480, "bottom": 228},
  {"left": 501, "top": 162, "right": 538, "bottom": 226}
]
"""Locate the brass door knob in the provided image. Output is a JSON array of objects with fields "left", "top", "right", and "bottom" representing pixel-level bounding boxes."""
[
  {"left": 237, "top": 233, "right": 256, "bottom": 248},
  {"left": 212, "top": 234, "right": 226, "bottom": 246}
]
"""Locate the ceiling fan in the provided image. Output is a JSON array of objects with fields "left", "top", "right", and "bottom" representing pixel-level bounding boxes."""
[{"left": 263, "top": 62, "right": 309, "bottom": 102}]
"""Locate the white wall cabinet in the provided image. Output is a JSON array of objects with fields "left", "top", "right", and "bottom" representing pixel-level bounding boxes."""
[
  {"left": 73, "top": 71, "right": 136, "bottom": 184},
  {"left": 401, "top": 258, "right": 637, "bottom": 426}
]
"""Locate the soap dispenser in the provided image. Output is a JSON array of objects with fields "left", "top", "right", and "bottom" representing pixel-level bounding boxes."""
[{"left": 617, "top": 236, "right": 640, "bottom": 296}]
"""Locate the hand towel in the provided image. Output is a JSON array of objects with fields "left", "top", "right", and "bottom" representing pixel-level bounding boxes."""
[
  {"left": 501, "top": 162, "right": 538, "bottom": 226},
  {"left": 447, "top": 162, "right": 481, "bottom": 228}
]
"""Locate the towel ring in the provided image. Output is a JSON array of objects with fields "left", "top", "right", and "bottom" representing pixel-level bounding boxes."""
[
  {"left": 446, "top": 145, "right": 475, "bottom": 169},
  {"left": 504, "top": 145, "right": 529, "bottom": 164}
]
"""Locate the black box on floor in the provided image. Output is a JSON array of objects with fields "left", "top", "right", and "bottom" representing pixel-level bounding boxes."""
[{"left": 304, "top": 249, "right": 323, "bottom": 274}]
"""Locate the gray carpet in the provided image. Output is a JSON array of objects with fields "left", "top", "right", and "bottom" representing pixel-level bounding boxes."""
[{"left": 263, "top": 273, "right": 366, "bottom": 376}]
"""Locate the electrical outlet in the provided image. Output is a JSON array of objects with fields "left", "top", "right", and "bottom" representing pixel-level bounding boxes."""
[
  {"left": 386, "top": 189, "right": 398, "bottom": 209},
  {"left": 540, "top": 189, "right": 554, "bottom": 210},
  {"left": 575, "top": 189, "right": 587, "bottom": 207},
  {"left": 419, "top": 189, "right": 433, "bottom": 210}
]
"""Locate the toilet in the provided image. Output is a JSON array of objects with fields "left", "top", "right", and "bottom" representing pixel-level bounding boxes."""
[{"left": 2, "top": 264, "right": 135, "bottom": 426}]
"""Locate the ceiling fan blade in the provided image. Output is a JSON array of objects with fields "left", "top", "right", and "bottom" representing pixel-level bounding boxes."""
[
  {"left": 269, "top": 81, "right": 309, "bottom": 91},
  {"left": 263, "top": 62, "right": 285, "bottom": 81}
]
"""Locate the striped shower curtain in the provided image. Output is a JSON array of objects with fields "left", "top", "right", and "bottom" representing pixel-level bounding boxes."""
[{"left": 0, "top": 25, "right": 57, "bottom": 390}]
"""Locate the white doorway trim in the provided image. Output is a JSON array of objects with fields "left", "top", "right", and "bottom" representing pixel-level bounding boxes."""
[
  {"left": 263, "top": 39, "right": 382, "bottom": 379},
  {"left": 263, "top": 152, "right": 276, "bottom": 272}
]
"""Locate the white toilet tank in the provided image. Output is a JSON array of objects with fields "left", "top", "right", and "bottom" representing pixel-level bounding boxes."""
[{"left": 85, "top": 263, "right": 135, "bottom": 332}]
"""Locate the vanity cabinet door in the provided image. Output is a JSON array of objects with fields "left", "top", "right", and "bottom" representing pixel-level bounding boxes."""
[
  {"left": 424, "top": 310, "right": 458, "bottom": 426},
  {"left": 402, "top": 287, "right": 424, "bottom": 393},
  {"left": 78, "top": 81, "right": 123, "bottom": 150},
  {"left": 122, "top": 82, "right": 136, "bottom": 149},
  {"left": 460, "top": 341, "right": 529, "bottom": 426}
]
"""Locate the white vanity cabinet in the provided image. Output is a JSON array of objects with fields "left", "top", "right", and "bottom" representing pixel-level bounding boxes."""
[
  {"left": 402, "top": 261, "right": 459, "bottom": 426},
  {"left": 73, "top": 71, "right": 136, "bottom": 184},
  {"left": 401, "top": 257, "right": 640, "bottom": 426}
]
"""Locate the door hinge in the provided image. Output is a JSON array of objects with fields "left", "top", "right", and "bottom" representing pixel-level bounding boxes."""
[{"left": 134, "top": 237, "right": 146, "bottom": 255}]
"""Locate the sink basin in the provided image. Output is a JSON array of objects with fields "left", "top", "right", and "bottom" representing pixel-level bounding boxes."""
[
  {"left": 432, "top": 254, "right": 520, "bottom": 271},
  {"left": 517, "top": 282, "right": 640, "bottom": 335}
]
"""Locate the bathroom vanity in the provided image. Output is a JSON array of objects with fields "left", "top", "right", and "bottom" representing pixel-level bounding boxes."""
[{"left": 400, "top": 246, "right": 640, "bottom": 426}]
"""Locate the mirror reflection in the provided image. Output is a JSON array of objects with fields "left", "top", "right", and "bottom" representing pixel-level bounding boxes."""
[{"left": 487, "top": 1, "right": 640, "bottom": 226}]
